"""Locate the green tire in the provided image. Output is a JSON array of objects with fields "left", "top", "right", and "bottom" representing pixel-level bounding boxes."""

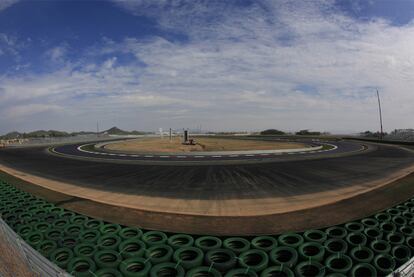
[
  {"left": 269, "top": 246, "right": 298, "bottom": 267},
  {"left": 58, "top": 236, "right": 78, "bottom": 249},
  {"left": 46, "top": 228, "right": 63, "bottom": 241},
  {"left": 361, "top": 218, "right": 379, "bottom": 228},
  {"left": 37, "top": 240, "right": 58, "bottom": 258},
  {"left": 386, "top": 232, "right": 405, "bottom": 245},
  {"left": 295, "top": 261, "right": 325, "bottom": 277},
  {"left": 349, "top": 246, "right": 374, "bottom": 263},
  {"left": 224, "top": 268, "right": 258, "bottom": 277},
  {"left": 345, "top": 232, "right": 367, "bottom": 247},
  {"left": 363, "top": 227, "right": 383, "bottom": 241},
  {"left": 370, "top": 240, "right": 391, "bottom": 254},
  {"left": 350, "top": 263, "right": 377, "bottom": 277},
  {"left": 84, "top": 219, "right": 104, "bottom": 230},
  {"left": 79, "top": 229, "right": 100, "bottom": 243},
  {"left": 50, "top": 247, "right": 74, "bottom": 269},
  {"left": 238, "top": 249, "right": 269, "bottom": 272},
  {"left": 205, "top": 248, "right": 237, "bottom": 272},
  {"left": 373, "top": 254, "right": 396, "bottom": 275},
  {"left": 142, "top": 230, "right": 168, "bottom": 246},
  {"left": 277, "top": 233, "right": 304, "bottom": 248},
  {"left": 74, "top": 243, "right": 97, "bottom": 257},
  {"left": 97, "top": 234, "right": 121, "bottom": 250},
  {"left": 67, "top": 256, "right": 96, "bottom": 277},
  {"left": 379, "top": 221, "right": 397, "bottom": 233},
  {"left": 344, "top": 222, "right": 364, "bottom": 233},
  {"left": 392, "top": 245, "right": 411, "bottom": 265},
  {"left": 325, "top": 254, "right": 353, "bottom": 274},
  {"left": 324, "top": 239, "right": 348, "bottom": 255},
  {"left": 303, "top": 230, "right": 327, "bottom": 243},
  {"left": 120, "top": 257, "right": 152, "bottom": 277},
  {"left": 118, "top": 238, "right": 146, "bottom": 258},
  {"left": 260, "top": 266, "right": 294, "bottom": 277},
  {"left": 26, "top": 231, "right": 44, "bottom": 247},
  {"left": 173, "top": 246, "right": 204, "bottom": 269},
  {"left": 70, "top": 215, "right": 89, "bottom": 225},
  {"left": 93, "top": 249, "right": 122, "bottom": 269},
  {"left": 168, "top": 233, "right": 194, "bottom": 250},
  {"left": 223, "top": 237, "right": 250, "bottom": 254},
  {"left": 100, "top": 223, "right": 122, "bottom": 235},
  {"left": 251, "top": 236, "right": 278, "bottom": 252},
  {"left": 95, "top": 268, "right": 123, "bottom": 277},
  {"left": 186, "top": 266, "right": 222, "bottom": 277},
  {"left": 150, "top": 262, "right": 184, "bottom": 277},
  {"left": 119, "top": 227, "right": 143, "bottom": 240},
  {"left": 195, "top": 236, "right": 222, "bottom": 251},
  {"left": 298, "top": 242, "right": 325, "bottom": 262},
  {"left": 64, "top": 223, "right": 84, "bottom": 237},
  {"left": 145, "top": 244, "right": 174, "bottom": 264},
  {"left": 375, "top": 213, "right": 391, "bottom": 222}
]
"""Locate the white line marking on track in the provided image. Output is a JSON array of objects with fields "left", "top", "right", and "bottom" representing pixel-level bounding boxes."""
[
  {"left": 176, "top": 156, "right": 187, "bottom": 158},
  {"left": 212, "top": 155, "right": 222, "bottom": 158}
]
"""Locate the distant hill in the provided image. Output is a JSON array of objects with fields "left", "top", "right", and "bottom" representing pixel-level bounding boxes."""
[
  {"left": 102, "top": 127, "right": 147, "bottom": 136},
  {"left": 1, "top": 127, "right": 148, "bottom": 139}
]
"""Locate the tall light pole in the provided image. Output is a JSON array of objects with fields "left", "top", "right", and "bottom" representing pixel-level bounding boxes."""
[{"left": 376, "top": 89, "right": 384, "bottom": 140}]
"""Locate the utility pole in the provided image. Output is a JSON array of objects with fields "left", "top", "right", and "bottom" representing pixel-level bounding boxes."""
[{"left": 376, "top": 89, "right": 384, "bottom": 140}]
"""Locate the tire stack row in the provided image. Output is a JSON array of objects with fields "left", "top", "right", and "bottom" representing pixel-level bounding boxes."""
[{"left": 1, "top": 179, "right": 414, "bottom": 276}]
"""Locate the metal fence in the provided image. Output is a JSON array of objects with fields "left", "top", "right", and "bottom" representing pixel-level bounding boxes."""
[{"left": 0, "top": 218, "right": 70, "bottom": 277}]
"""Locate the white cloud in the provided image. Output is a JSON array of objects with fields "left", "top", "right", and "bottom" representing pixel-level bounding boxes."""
[
  {"left": 5, "top": 103, "right": 62, "bottom": 119},
  {"left": 1, "top": 0, "right": 414, "bottom": 133},
  {"left": 0, "top": 0, "right": 18, "bottom": 12}
]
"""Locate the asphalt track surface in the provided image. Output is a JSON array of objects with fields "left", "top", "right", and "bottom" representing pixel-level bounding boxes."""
[{"left": 0, "top": 139, "right": 412, "bottom": 201}]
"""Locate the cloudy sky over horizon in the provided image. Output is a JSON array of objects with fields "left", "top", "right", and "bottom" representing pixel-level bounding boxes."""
[{"left": 0, "top": 0, "right": 413, "bottom": 134}]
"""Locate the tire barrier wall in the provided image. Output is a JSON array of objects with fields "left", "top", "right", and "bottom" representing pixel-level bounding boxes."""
[{"left": 2, "top": 178, "right": 414, "bottom": 276}]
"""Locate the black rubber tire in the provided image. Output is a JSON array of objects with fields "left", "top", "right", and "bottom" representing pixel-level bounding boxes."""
[
  {"left": 150, "top": 262, "right": 185, "bottom": 277},
  {"left": 223, "top": 237, "right": 250, "bottom": 254},
  {"left": 142, "top": 230, "right": 168, "bottom": 246},
  {"left": 324, "top": 239, "right": 348, "bottom": 255},
  {"left": 97, "top": 234, "right": 121, "bottom": 250},
  {"left": 195, "top": 236, "right": 223, "bottom": 251},
  {"left": 406, "top": 236, "right": 414, "bottom": 250},
  {"left": 238, "top": 249, "right": 269, "bottom": 272},
  {"left": 298, "top": 242, "right": 325, "bottom": 262},
  {"left": 375, "top": 213, "right": 391, "bottom": 222},
  {"left": 399, "top": 225, "right": 414, "bottom": 237},
  {"left": 205, "top": 248, "right": 237, "bottom": 272},
  {"left": 64, "top": 223, "right": 84, "bottom": 237},
  {"left": 119, "top": 227, "right": 143, "bottom": 240},
  {"left": 349, "top": 246, "right": 374, "bottom": 263},
  {"left": 303, "top": 230, "right": 327, "bottom": 243},
  {"left": 251, "top": 236, "right": 278, "bottom": 252},
  {"left": 224, "top": 268, "right": 258, "bottom": 277},
  {"left": 269, "top": 246, "right": 298, "bottom": 267},
  {"left": 373, "top": 254, "right": 396, "bottom": 276},
  {"left": 185, "top": 266, "right": 222, "bottom": 277},
  {"left": 349, "top": 263, "right": 377, "bottom": 277},
  {"left": 145, "top": 244, "right": 174, "bottom": 264},
  {"left": 295, "top": 261, "right": 325, "bottom": 277},
  {"left": 277, "top": 233, "right": 304, "bottom": 248},
  {"left": 46, "top": 228, "right": 64, "bottom": 241},
  {"left": 74, "top": 243, "right": 97, "bottom": 257},
  {"left": 324, "top": 254, "right": 353, "bottom": 274},
  {"left": 118, "top": 238, "right": 146, "bottom": 258},
  {"left": 260, "top": 266, "right": 294, "bottom": 277},
  {"left": 53, "top": 218, "right": 70, "bottom": 229},
  {"left": 93, "top": 249, "right": 122, "bottom": 269},
  {"left": 26, "top": 231, "right": 44, "bottom": 247},
  {"left": 392, "top": 215, "right": 408, "bottom": 226},
  {"left": 120, "top": 257, "right": 152, "bottom": 277},
  {"left": 58, "top": 236, "right": 78, "bottom": 249},
  {"left": 50, "top": 247, "right": 74, "bottom": 270},
  {"left": 173, "top": 246, "right": 204, "bottom": 270},
  {"left": 70, "top": 215, "right": 89, "bottom": 225},
  {"left": 370, "top": 240, "right": 391, "bottom": 254},
  {"left": 168, "top": 234, "right": 194, "bottom": 250},
  {"left": 67, "top": 256, "right": 96, "bottom": 277}
]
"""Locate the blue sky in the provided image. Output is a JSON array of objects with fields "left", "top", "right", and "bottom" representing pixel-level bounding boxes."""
[{"left": 0, "top": 0, "right": 414, "bottom": 134}]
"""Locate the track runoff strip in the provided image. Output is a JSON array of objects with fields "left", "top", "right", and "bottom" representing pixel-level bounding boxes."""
[{"left": 50, "top": 139, "right": 365, "bottom": 163}]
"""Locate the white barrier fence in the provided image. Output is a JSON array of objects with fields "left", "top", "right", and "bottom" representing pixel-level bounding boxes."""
[{"left": 0, "top": 218, "right": 70, "bottom": 277}]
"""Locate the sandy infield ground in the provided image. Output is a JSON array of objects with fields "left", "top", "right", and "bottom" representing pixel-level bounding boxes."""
[{"left": 104, "top": 137, "right": 308, "bottom": 153}]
